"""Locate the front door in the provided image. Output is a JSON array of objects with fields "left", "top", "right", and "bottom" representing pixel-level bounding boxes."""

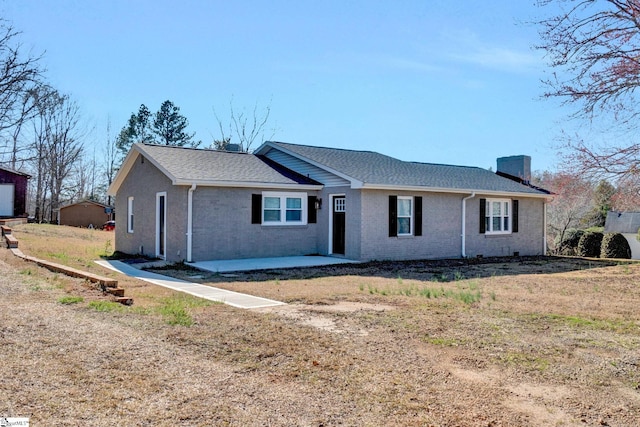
[
  {"left": 156, "top": 192, "right": 166, "bottom": 259},
  {"left": 332, "top": 196, "right": 346, "bottom": 255}
]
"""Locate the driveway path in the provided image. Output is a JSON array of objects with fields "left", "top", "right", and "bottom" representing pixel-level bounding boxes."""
[{"left": 95, "top": 260, "right": 285, "bottom": 309}]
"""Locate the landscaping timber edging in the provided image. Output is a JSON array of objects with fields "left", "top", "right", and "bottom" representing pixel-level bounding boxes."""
[
  {"left": 10, "top": 247, "right": 118, "bottom": 286},
  {"left": 9, "top": 247, "right": 132, "bottom": 305},
  {"left": 2, "top": 225, "right": 132, "bottom": 304}
]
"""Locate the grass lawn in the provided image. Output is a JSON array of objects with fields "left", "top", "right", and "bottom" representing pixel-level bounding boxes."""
[{"left": 1, "top": 223, "right": 639, "bottom": 426}]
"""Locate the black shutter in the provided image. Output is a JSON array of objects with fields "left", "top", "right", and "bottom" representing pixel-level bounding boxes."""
[
  {"left": 251, "top": 194, "right": 262, "bottom": 224},
  {"left": 414, "top": 196, "right": 422, "bottom": 236},
  {"left": 479, "top": 198, "right": 486, "bottom": 234},
  {"left": 389, "top": 195, "right": 397, "bottom": 237},
  {"left": 308, "top": 196, "right": 317, "bottom": 224},
  {"left": 512, "top": 200, "right": 519, "bottom": 233}
]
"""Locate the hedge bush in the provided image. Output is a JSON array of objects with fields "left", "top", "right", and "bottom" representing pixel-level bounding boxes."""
[
  {"left": 577, "top": 231, "right": 604, "bottom": 258},
  {"left": 600, "top": 233, "right": 631, "bottom": 259},
  {"left": 555, "top": 229, "right": 584, "bottom": 255}
]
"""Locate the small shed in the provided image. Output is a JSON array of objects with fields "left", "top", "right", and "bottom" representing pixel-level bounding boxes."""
[
  {"left": 59, "top": 200, "right": 113, "bottom": 228},
  {"left": 0, "top": 166, "right": 30, "bottom": 218}
]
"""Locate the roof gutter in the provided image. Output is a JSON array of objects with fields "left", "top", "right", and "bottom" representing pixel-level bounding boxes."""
[
  {"left": 186, "top": 183, "right": 196, "bottom": 262},
  {"left": 461, "top": 192, "right": 476, "bottom": 257},
  {"left": 172, "top": 179, "right": 322, "bottom": 191},
  {"left": 356, "top": 183, "right": 549, "bottom": 199}
]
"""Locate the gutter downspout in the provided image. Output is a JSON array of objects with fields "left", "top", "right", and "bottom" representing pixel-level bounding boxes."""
[
  {"left": 461, "top": 192, "right": 476, "bottom": 258},
  {"left": 187, "top": 183, "right": 197, "bottom": 262},
  {"left": 543, "top": 200, "right": 548, "bottom": 255}
]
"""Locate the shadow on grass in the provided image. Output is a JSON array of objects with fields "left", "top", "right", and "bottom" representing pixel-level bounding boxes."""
[{"left": 147, "top": 255, "right": 634, "bottom": 284}]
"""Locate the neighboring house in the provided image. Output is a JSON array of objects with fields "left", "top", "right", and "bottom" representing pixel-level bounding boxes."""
[
  {"left": 107, "top": 142, "right": 552, "bottom": 263},
  {"left": 59, "top": 199, "right": 114, "bottom": 228},
  {"left": 0, "top": 166, "right": 30, "bottom": 218},
  {"left": 604, "top": 211, "right": 640, "bottom": 259}
]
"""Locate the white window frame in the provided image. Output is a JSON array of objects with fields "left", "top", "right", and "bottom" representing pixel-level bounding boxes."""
[
  {"left": 127, "top": 196, "right": 134, "bottom": 233},
  {"left": 397, "top": 196, "right": 413, "bottom": 236},
  {"left": 485, "top": 198, "right": 511, "bottom": 235},
  {"left": 262, "top": 191, "right": 308, "bottom": 226}
]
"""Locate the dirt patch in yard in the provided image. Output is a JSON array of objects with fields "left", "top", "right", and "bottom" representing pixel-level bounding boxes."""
[
  {"left": 147, "top": 256, "right": 640, "bottom": 426},
  {"left": 1, "top": 229, "right": 639, "bottom": 426}
]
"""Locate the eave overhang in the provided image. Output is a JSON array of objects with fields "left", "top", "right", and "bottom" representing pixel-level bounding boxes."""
[{"left": 357, "top": 183, "right": 553, "bottom": 199}]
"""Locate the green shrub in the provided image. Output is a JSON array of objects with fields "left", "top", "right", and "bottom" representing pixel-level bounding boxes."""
[
  {"left": 600, "top": 233, "right": 631, "bottom": 259},
  {"left": 555, "top": 228, "right": 584, "bottom": 255},
  {"left": 577, "top": 231, "right": 604, "bottom": 258}
]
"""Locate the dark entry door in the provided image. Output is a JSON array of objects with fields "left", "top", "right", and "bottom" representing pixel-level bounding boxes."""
[{"left": 332, "top": 196, "right": 345, "bottom": 255}]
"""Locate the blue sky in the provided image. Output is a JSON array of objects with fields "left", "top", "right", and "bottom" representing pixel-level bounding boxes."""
[{"left": 2, "top": 0, "right": 568, "bottom": 172}]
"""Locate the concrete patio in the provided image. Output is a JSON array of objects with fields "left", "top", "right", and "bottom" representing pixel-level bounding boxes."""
[{"left": 188, "top": 255, "right": 358, "bottom": 273}]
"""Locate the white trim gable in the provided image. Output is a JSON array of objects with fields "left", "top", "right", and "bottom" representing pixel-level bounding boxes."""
[
  {"left": 255, "top": 141, "right": 363, "bottom": 188},
  {"left": 108, "top": 143, "right": 323, "bottom": 196},
  {"left": 109, "top": 144, "right": 185, "bottom": 196}
]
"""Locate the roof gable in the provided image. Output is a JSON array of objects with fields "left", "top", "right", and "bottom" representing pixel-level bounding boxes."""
[
  {"left": 61, "top": 199, "right": 112, "bottom": 210},
  {"left": 256, "top": 141, "right": 550, "bottom": 197},
  {"left": 0, "top": 166, "right": 31, "bottom": 179},
  {"left": 108, "top": 143, "right": 322, "bottom": 196},
  {"left": 605, "top": 211, "right": 640, "bottom": 233}
]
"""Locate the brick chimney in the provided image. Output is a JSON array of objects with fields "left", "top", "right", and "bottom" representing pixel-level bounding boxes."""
[{"left": 497, "top": 155, "right": 531, "bottom": 184}]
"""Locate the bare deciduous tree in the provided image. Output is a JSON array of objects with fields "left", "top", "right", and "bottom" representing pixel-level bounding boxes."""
[
  {"left": 0, "top": 20, "right": 43, "bottom": 134},
  {"left": 29, "top": 88, "right": 84, "bottom": 222},
  {"left": 46, "top": 93, "right": 84, "bottom": 222},
  {"left": 213, "top": 99, "right": 275, "bottom": 152},
  {"left": 535, "top": 171, "right": 595, "bottom": 252},
  {"left": 536, "top": 0, "right": 640, "bottom": 181},
  {"left": 30, "top": 86, "right": 56, "bottom": 222},
  {"left": 102, "top": 119, "right": 118, "bottom": 206}
]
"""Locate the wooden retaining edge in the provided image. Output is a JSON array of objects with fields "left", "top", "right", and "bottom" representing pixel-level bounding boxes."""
[
  {"left": 10, "top": 247, "right": 132, "bottom": 305},
  {"left": 2, "top": 225, "right": 17, "bottom": 248},
  {"left": 11, "top": 248, "right": 118, "bottom": 287},
  {"left": 5, "top": 234, "right": 18, "bottom": 248}
]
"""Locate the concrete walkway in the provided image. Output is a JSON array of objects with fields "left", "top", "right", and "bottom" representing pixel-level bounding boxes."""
[
  {"left": 95, "top": 260, "right": 285, "bottom": 309},
  {"left": 189, "top": 255, "right": 357, "bottom": 273}
]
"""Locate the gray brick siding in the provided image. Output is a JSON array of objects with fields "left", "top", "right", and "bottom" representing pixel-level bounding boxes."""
[
  {"left": 191, "top": 187, "right": 319, "bottom": 261},
  {"left": 359, "top": 190, "right": 462, "bottom": 261},
  {"left": 465, "top": 196, "right": 545, "bottom": 257},
  {"left": 114, "top": 155, "right": 188, "bottom": 262},
  {"left": 115, "top": 153, "right": 546, "bottom": 263}
]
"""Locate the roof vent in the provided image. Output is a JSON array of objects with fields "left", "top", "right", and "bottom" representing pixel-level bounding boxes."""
[{"left": 497, "top": 155, "right": 531, "bottom": 183}]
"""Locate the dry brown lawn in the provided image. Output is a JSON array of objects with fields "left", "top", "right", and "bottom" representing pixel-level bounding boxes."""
[{"left": 1, "top": 224, "right": 639, "bottom": 426}]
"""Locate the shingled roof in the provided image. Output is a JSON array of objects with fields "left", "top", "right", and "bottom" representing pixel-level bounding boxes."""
[
  {"left": 109, "top": 141, "right": 551, "bottom": 198},
  {"left": 108, "top": 143, "right": 321, "bottom": 195},
  {"left": 260, "top": 141, "right": 549, "bottom": 196}
]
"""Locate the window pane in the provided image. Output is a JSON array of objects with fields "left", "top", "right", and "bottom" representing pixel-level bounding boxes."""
[
  {"left": 398, "top": 199, "right": 412, "bottom": 216},
  {"left": 492, "top": 201, "right": 501, "bottom": 216},
  {"left": 493, "top": 217, "right": 501, "bottom": 231},
  {"left": 286, "top": 210, "right": 302, "bottom": 221},
  {"left": 286, "top": 198, "right": 302, "bottom": 209},
  {"left": 264, "top": 197, "right": 280, "bottom": 209},
  {"left": 504, "top": 217, "right": 509, "bottom": 231},
  {"left": 398, "top": 218, "right": 411, "bottom": 234},
  {"left": 485, "top": 217, "right": 490, "bottom": 232},
  {"left": 264, "top": 210, "right": 280, "bottom": 222},
  {"left": 504, "top": 202, "right": 509, "bottom": 216}
]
